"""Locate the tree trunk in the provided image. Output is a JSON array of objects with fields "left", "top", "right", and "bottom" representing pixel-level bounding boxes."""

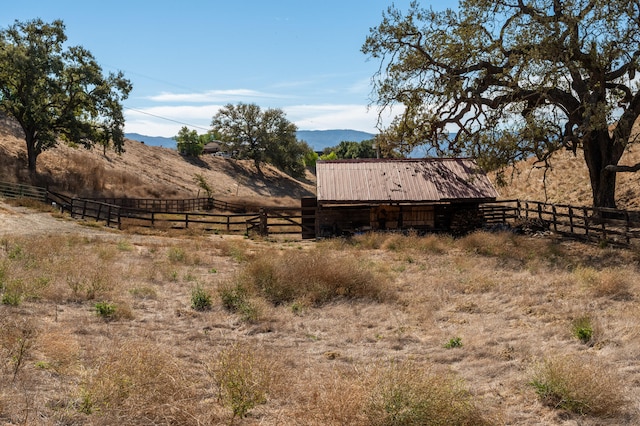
[
  {"left": 582, "top": 130, "right": 625, "bottom": 209},
  {"left": 24, "top": 131, "right": 39, "bottom": 181}
]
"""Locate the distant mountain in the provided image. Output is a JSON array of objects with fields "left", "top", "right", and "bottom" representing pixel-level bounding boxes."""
[
  {"left": 125, "top": 133, "right": 176, "bottom": 149},
  {"left": 296, "top": 130, "right": 375, "bottom": 151},
  {"left": 126, "top": 129, "right": 376, "bottom": 152}
]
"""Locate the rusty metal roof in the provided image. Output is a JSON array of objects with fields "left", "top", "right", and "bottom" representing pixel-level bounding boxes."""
[{"left": 316, "top": 158, "right": 499, "bottom": 203}]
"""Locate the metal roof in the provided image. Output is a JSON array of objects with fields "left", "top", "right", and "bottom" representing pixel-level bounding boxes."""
[{"left": 316, "top": 158, "right": 499, "bottom": 203}]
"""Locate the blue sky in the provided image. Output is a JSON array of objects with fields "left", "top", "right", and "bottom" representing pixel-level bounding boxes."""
[{"left": 2, "top": 1, "right": 456, "bottom": 137}]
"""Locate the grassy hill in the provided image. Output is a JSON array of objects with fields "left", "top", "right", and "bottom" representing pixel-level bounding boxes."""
[
  {"left": 2, "top": 117, "right": 640, "bottom": 210},
  {"left": 0, "top": 122, "right": 315, "bottom": 207}
]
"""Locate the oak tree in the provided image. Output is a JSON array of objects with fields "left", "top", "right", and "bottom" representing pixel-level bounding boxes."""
[
  {"left": 363, "top": 0, "right": 640, "bottom": 208},
  {"left": 211, "top": 103, "right": 308, "bottom": 178},
  {"left": 0, "top": 19, "right": 131, "bottom": 177}
]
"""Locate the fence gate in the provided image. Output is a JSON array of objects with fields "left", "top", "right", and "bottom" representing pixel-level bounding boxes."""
[{"left": 301, "top": 197, "right": 317, "bottom": 239}]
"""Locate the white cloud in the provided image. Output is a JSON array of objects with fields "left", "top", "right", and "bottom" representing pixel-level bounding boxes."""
[
  {"left": 148, "top": 89, "right": 288, "bottom": 103},
  {"left": 124, "top": 102, "right": 401, "bottom": 137}
]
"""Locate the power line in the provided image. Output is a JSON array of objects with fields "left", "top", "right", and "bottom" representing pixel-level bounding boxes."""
[{"left": 124, "top": 106, "right": 210, "bottom": 132}]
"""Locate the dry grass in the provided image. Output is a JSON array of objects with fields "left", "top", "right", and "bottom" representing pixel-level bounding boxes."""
[
  {"left": 530, "top": 354, "right": 628, "bottom": 416},
  {"left": 1, "top": 217, "right": 640, "bottom": 424}
]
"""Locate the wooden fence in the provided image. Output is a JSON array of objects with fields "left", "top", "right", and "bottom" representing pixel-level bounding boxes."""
[
  {"left": 480, "top": 200, "right": 640, "bottom": 246},
  {"left": 4, "top": 181, "right": 640, "bottom": 244},
  {"left": 64, "top": 198, "right": 307, "bottom": 236},
  {"left": 90, "top": 197, "right": 248, "bottom": 213},
  {"left": 0, "top": 181, "right": 47, "bottom": 202}
]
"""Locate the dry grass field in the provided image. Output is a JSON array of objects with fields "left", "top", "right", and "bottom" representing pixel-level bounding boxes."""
[
  {"left": 1, "top": 125, "right": 640, "bottom": 424},
  {"left": 1, "top": 202, "right": 640, "bottom": 425}
]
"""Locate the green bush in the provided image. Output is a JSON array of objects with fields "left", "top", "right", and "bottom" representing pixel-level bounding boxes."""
[
  {"left": 571, "top": 316, "right": 594, "bottom": 345},
  {"left": 95, "top": 301, "right": 116, "bottom": 319},
  {"left": 191, "top": 285, "right": 212, "bottom": 311},
  {"left": 2, "top": 290, "right": 21, "bottom": 306},
  {"left": 444, "top": 337, "right": 463, "bottom": 349},
  {"left": 218, "top": 282, "right": 261, "bottom": 322}
]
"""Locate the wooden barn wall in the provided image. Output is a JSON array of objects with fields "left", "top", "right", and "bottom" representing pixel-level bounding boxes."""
[{"left": 316, "top": 202, "right": 483, "bottom": 237}]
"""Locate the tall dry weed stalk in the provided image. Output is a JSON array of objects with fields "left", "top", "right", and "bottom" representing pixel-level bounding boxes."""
[
  {"left": 530, "top": 354, "right": 627, "bottom": 416},
  {"left": 364, "top": 360, "right": 493, "bottom": 426},
  {"left": 79, "top": 339, "right": 196, "bottom": 423},
  {"left": 209, "top": 342, "right": 278, "bottom": 421},
  {"left": 232, "top": 248, "right": 388, "bottom": 307}
]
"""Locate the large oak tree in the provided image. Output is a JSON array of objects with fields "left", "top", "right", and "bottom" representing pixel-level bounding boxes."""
[
  {"left": 211, "top": 103, "right": 308, "bottom": 178},
  {"left": 363, "top": 0, "right": 640, "bottom": 208},
  {"left": 0, "top": 19, "right": 131, "bottom": 177}
]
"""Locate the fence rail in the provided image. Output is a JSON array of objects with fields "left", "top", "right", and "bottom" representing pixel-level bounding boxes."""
[
  {"left": 4, "top": 181, "right": 640, "bottom": 244},
  {"left": 480, "top": 200, "right": 640, "bottom": 246},
  {"left": 90, "top": 197, "right": 248, "bottom": 213},
  {"left": 0, "top": 181, "right": 47, "bottom": 202}
]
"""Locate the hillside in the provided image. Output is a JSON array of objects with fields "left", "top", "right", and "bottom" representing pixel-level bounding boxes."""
[
  {"left": 0, "top": 123, "right": 315, "bottom": 207},
  {"left": 3, "top": 118, "right": 640, "bottom": 210},
  {"left": 493, "top": 145, "right": 640, "bottom": 210}
]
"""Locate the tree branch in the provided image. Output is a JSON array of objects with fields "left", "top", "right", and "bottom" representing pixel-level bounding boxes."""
[{"left": 604, "top": 162, "right": 640, "bottom": 173}]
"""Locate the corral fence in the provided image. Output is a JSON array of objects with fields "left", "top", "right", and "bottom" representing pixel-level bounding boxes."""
[
  {"left": 55, "top": 194, "right": 307, "bottom": 237},
  {"left": 480, "top": 199, "right": 640, "bottom": 246},
  {"left": 0, "top": 181, "right": 47, "bottom": 202},
  {"left": 90, "top": 197, "right": 248, "bottom": 213},
  {"left": 2, "top": 181, "right": 640, "bottom": 244}
]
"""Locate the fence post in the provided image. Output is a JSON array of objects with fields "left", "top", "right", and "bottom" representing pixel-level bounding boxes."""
[
  {"left": 625, "top": 210, "right": 631, "bottom": 245},
  {"left": 583, "top": 207, "right": 589, "bottom": 239},
  {"left": 260, "top": 208, "right": 268, "bottom": 236},
  {"left": 568, "top": 206, "right": 574, "bottom": 233},
  {"left": 227, "top": 215, "right": 230, "bottom": 232},
  {"left": 185, "top": 213, "right": 189, "bottom": 229},
  {"left": 551, "top": 205, "right": 558, "bottom": 232}
]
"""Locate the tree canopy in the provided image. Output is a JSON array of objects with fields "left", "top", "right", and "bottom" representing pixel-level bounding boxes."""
[
  {"left": 0, "top": 19, "right": 132, "bottom": 177},
  {"left": 363, "top": 0, "right": 640, "bottom": 208},
  {"left": 211, "top": 103, "right": 310, "bottom": 178},
  {"left": 174, "top": 126, "right": 219, "bottom": 157},
  {"left": 321, "top": 139, "right": 378, "bottom": 159}
]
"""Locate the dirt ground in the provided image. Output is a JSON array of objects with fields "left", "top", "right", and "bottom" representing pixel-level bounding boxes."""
[{"left": 0, "top": 201, "right": 103, "bottom": 237}]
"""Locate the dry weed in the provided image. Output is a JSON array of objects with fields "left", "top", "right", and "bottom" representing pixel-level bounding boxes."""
[
  {"left": 208, "top": 341, "right": 280, "bottom": 421},
  {"left": 530, "top": 353, "right": 628, "bottom": 417},
  {"left": 79, "top": 339, "right": 197, "bottom": 424},
  {"left": 364, "top": 360, "right": 494, "bottom": 426},
  {"left": 233, "top": 247, "right": 389, "bottom": 307}
]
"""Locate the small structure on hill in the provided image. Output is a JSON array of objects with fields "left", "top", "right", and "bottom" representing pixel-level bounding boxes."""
[
  {"left": 307, "top": 158, "right": 499, "bottom": 238},
  {"left": 203, "top": 141, "right": 222, "bottom": 155}
]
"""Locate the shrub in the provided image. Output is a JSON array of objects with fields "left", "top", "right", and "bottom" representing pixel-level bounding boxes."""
[
  {"left": 79, "top": 340, "right": 195, "bottom": 423},
  {"left": 530, "top": 354, "right": 627, "bottom": 416},
  {"left": 0, "top": 318, "right": 37, "bottom": 381},
  {"left": 218, "top": 282, "right": 261, "bottom": 323},
  {"left": 209, "top": 342, "right": 276, "bottom": 420},
  {"left": 234, "top": 248, "right": 387, "bottom": 307},
  {"left": 95, "top": 301, "right": 117, "bottom": 319},
  {"left": 571, "top": 316, "right": 595, "bottom": 345},
  {"left": 191, "top": 285, "right": 212, "bottom": 311},
  {"left": 1, "top": 290, "right": 21, "bottom": 306},
  {"left": 167, "top": 246, "right": 187, "bottom": 263},
  {"left": 444, "top": 336, "right": 463, "bottom": 349},
  {"left": 365, "top": 360, "right": 491, "bottom": 426}
]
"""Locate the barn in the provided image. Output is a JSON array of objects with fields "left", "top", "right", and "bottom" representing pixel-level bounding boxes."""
[{"left": 307, "top": 158, "right": 499, "bottom": 238}]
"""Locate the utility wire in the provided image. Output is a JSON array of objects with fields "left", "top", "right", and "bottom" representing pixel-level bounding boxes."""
[{"left": 124, "top": 106, "right": 210, "bottom": 132}]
